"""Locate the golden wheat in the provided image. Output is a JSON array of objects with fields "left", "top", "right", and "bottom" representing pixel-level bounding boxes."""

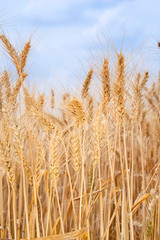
[{"left": 0, "top": 32, "right": 159, "bottom": 240}]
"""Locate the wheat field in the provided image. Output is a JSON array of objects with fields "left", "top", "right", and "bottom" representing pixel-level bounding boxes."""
[{"left": 0, "top": 32, "right": 159, "bottom": 240}]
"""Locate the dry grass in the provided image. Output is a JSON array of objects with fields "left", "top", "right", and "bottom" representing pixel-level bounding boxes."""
[{"left": 0, "top": 33, "right": 160, "bottom": 240}]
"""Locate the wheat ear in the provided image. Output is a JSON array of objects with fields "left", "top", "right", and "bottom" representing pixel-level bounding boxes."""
[
  {"left": 65, "top": 97, "right": 86, "bottom": 127},
  {"left": 101, "top": 58, "right": 110, "bottom": 108},
  {"left": 20, "top": 40, "right": 31, "bottom": 72},
  {"left": 0, "top": 34, "right": 20, "bottom": 74},
  {"left": 81, "top": 68, "right": 93, "bottom": 99}
]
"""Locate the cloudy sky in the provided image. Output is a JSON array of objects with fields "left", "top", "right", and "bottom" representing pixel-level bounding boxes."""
[{"left": 0, "top": 0, "right": 160, "bottom": 92}]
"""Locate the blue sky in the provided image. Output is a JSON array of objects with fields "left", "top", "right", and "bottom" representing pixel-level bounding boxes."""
[{"left": 0, "top": 0, "right": 160, "bottom": 92}]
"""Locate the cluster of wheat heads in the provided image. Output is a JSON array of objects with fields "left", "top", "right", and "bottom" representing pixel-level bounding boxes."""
[{"left": 0, "top": 33, "right": 160, "bottom": 240}]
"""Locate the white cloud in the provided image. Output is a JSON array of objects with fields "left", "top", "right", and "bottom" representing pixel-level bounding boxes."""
[
  {"left": 23, "top": 0, "right": 90, "bottom": 21},
  {"left": 1, "top": 0, "right": 160, "bottom": 92},
  {"left": 24, "top": 0, "right": 160, "bottom": 91},
  {"left": 83, "top": 0, "right": 160, "bottom": 40}
]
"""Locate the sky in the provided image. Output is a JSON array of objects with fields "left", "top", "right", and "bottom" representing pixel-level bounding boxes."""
[{"left": 0, "top": 0, "right": 160, "bottom": 93}]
